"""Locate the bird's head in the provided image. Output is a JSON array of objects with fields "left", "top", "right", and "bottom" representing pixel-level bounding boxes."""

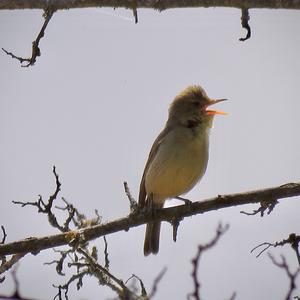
[{"left": 168, "top": 85, "right": 227, "bottom": 128}]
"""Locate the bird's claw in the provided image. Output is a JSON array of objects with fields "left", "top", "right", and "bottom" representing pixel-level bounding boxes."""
[{"left": 176, "top": 196, "right": 192, "bottom": 206}]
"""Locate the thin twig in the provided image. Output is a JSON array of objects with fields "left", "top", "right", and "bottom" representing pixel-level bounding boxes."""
[
  {"left": 103, "top": 236, "right": 110, "bottom": 269},
  {"left": 188, "top": 223, "right": 229, "bottom": 300},
  {"left": 239, "top": 8, "right": 251, "bottom": 41},
  {"left": 44, "top": 249, "right": 74, "bottom": 276},
  {"left": 77, "top": 248, "right": 134, "bottom": 298},
  {"left": 13, "top": 166, "right": 64, "bottom": 232},
  {"left": 171, "top": 216, "right": 182, "bottom": 242},
  {"left": 124, "top": 181, "right": 138, "bottom": 213},
  {"left": 131, "top": 0, "right": 138, "bottom": 23},
  {"left": 269, "top": 254, "right": 300, "bottom": 300},
  {"left": 148, "top": 267, "right": 167, "bottom": 299},
  {"left": 240, "top": 198, "right": 278, "bottom": 216},
  {"left": 2, "top": 7, "right": 55, "bottom": 67},
  {"left": 0, "top": 253, "right": 26, "bottom": 276},
  {"left": 1, "top": 226, "right": 7, "bottom": 244},
  {"left": 252, "top": 233, "right": 300, "bottom": 266},
  {"left": 53, "top": 270, "right": 87, "bottom": 300},
  {"left": 126, "top": 273, "right": 147, "bottom": 297},
  {"left": 228, "top": 292, "right": 237, "bottom": 300},
  {"left": 11, "top": 264, "right": 21, "bottom": 298}
]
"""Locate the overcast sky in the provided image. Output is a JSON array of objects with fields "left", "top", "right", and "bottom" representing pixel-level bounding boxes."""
[{"left": 1, "top": 6, "right": 300, "bottom": 300}]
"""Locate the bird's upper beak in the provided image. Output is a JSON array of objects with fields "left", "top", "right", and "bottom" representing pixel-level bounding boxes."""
[{"left": 205, "top": 98, "right": 227, "bottom": 115}]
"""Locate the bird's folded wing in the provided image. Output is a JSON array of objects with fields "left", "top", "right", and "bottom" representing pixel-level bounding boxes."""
[{"left": 138, "top": 126, "right": 173, "bottom": 207}]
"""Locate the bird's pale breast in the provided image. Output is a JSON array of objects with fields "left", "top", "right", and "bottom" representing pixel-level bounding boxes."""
[{"left": 145, "top": 126, "right": 209, "bottom": 201}]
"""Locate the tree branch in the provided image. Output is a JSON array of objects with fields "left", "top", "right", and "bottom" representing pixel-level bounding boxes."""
[
  {"left": 1, "top": 226, "right": 7, "bottom": 244},
  {"left": 0, "top": 182, "right": 299, "bottom": 257},
  {"left": 2, "top": 0, "right": 299, "bottom": 67},
  {"left": 2, "top": 7, "right": 55, "bottom": 67},
  {"left": 0, "top": 253, "right": 27, "bottom": 276},
  {"left": 251, "top": 233, "right": 300, "bottom": 266},
  {"left": 1, "top": 0, "right": 300, "bottom": 11},
  {"left": 269, "top": 254, "right": 300, "bottom": 300},
  {"left": 188, "top": 223, "right": 229, "bottom": 300},
  {"left": 239, "top": 8, "right": 251, "bottom": 41}
]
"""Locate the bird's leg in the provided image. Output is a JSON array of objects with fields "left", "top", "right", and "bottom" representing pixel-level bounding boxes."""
[{"left": 176, "top": 196, "right": 192, "bottom": 205}]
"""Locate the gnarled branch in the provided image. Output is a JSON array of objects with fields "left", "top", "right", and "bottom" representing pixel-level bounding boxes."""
[
  {"left": 0, "top": 181, "right": 299, "bottom": 257},
  {"left": 2, "top": 7, "right": 55, "bottom": 67},
  {"left": 1, "top": 1, "right": 300, "bottom": 11}
]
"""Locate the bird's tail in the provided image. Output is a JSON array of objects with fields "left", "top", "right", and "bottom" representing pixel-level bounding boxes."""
[{"left": 144, "top": 199, "right": 164, "bottom": 256}]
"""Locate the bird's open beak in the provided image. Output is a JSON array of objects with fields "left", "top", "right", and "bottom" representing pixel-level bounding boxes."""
[{"left": 205, "top": 98, "right": 227, "bottom": 115}]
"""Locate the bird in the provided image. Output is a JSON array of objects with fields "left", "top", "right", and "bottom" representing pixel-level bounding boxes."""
[{"left": 138, "top": 85, "right": 226, "bottom": 256}]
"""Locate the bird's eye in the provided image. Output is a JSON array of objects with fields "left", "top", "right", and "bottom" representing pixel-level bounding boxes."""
[{"left": 192, "top": 101, "right": 200, "bottom": 107}]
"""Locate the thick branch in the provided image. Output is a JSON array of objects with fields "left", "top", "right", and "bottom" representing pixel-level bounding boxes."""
[
  {"left": 0, "top": 0, "right": 300, "bottom": 11},
  {"left": 0, "top": 182, "right": 299, "bottom": 256}
]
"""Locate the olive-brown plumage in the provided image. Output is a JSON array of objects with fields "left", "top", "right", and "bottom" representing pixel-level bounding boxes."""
[{"left": 139, "top": 85, "right": 226, "bottom": 256}]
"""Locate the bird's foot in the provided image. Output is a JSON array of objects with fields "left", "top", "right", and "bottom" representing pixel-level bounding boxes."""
[{"left": 176, "top": 196, "right": 192, "bottom": 206}]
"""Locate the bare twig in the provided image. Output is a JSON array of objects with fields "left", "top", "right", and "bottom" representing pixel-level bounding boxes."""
[
  {"left": 50, "top": 242, "right": 146, "bottom": 300},
  {"left": 76, "top": 247, "right": 135, "bottom": 299},
  {"left": 124, "top": 181, "right": 138, "bottom": 213},
  {"left": 172, "top": 198, "right": 192, "bottom": 242},
  {"left": 1, "top": 226, "right": 7, "bottom": 244},
  {"left": 176, "top": 196, "right": 193, "bottom": 205},
  {"left": 2, "top": 7, "right": 55, "bottom": 67},
  {"left": 240, "top": 197, "right": 278, "bottom": 216},
  {"left": 0, "top": 265, "right": 41, "bottom": 299},
  {"left": 0, "top": 253, "right": 26, "bottom": 276},
  {"left": 44, "top": 249, "right": 75, "bottom": 276},
  {"left": 252, "top": 233, "right": 300, "bottom": 266},
  {"left": 11, "top": 265, "right": 21, "bottom": 298},
  {"left": 13, "top": 166, "right": 65, "bottom": 232},
  {"left": 171, "top": 216, "right": 182, "bottom": 243},
  {"left": 53, "top": 270, "right": 88, "bottom": 300},
  {"left": 133, "top": 8, "right": 138, "bottom": 23},
  {"left": 188, "top": 223, "right": 229, "bottom": 300},
  {"left": 148, "top": 267, "right": 167, "bottom": 299},
  {"left": 125, "top": 273, "right": 147, "bottom": 297},
  {"left": 12, "top": 167, "right": 100, "bottom": 238},
  {"left": 57, "top": 198, "right": 101, "bottom": 229},
  {"left": 51, "top": 247, "right": 105, "bottom": 300},
  {"left": 228, "top": 292, "right": 237, "bottom": 300},
  {"left": 103, "top": 236, "right": 110, "bottom": 269},
  {"left": 269, "top": 254, "right": 300, "bottom": 300},
  {"left": 239, "top": 8, "right": 251, "bottom": 41},
  {"left": 131, "top": 0, "right": 138, "bottom": 24}
]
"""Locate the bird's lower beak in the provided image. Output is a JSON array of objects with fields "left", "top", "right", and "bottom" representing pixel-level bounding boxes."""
[{"left": 205, "top": 98, "right": 227, "bottom": 116}]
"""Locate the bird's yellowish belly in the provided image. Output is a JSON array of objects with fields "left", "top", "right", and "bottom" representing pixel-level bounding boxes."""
[{"left": 145, "top": 129, "right": 209, "bottom": 200}]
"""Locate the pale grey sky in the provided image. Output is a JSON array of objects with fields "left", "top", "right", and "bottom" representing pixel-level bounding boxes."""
[{"left": 0, "top": 6, "right": 300, "bottom": 300}]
